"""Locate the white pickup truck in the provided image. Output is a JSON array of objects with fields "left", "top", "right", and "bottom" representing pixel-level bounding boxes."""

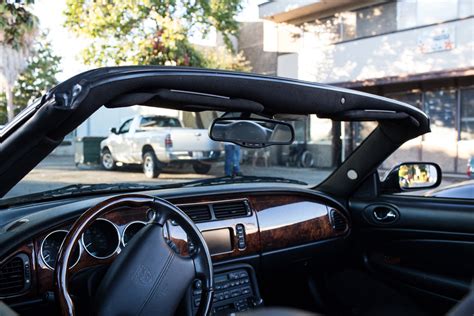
[{"left": 100, "top": 115, "right": 222, "bottom": 178}]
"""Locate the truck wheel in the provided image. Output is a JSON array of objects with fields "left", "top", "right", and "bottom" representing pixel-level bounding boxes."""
[
  {"left": 143, "top": 151, "right": 161, "bottom": 178},
  {"left": 300, "top": 150, "right": 314, "bottom": 168},
  {"left": 192, "top": 162, "right": 212, "bottom": 174},
  {"left": 101, "top": 148, "right": 116, "bottom": 170}
]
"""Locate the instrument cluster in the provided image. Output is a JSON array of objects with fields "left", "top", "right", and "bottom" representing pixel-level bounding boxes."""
[{"left": 40, "top": 219, "right": 146, "bottom": 270}]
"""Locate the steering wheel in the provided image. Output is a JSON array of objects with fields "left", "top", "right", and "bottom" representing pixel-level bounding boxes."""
[{"left": 55, "top": 194, "right": 214, "bottom": 316}]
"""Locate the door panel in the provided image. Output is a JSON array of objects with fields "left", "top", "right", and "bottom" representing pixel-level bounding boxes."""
[{"left": 350, "top": 195, "right": 474, "bottom": 310}]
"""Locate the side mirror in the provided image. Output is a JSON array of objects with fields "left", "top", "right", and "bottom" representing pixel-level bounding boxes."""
[
  {"left": 381, "top": 162, "right": 442, "bottom": 193},
  {"left": 209, "top": 117, "right": 294, "bottom": 148},
  {"left": 110, "top": 127, "right": 117, "bottom": 134}
]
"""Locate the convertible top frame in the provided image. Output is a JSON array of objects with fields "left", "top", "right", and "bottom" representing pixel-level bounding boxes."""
[{"left": 0, "top": 66, "right": 430, "bottom": 198}]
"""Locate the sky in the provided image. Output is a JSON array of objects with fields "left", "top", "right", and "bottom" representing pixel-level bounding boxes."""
[{"left": 32, "top": 0, "right": 264, "bottom": 81}]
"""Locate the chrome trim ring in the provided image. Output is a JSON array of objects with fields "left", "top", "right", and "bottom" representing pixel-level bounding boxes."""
[
  {"left": 40, "top": 230, "right": 81, "bottom": 270},
  {"left": 121, "top": 221, "right": 146, "bottom": 247},
  {"left": 81, "top": 218, "right": 121, "bottom": 260}
]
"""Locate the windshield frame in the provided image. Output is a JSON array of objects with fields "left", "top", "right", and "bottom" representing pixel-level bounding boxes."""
[{"left": 0, "top": 66, "right": 430, "bottom": 200}]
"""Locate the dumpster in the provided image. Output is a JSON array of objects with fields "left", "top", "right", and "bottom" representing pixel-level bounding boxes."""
[{"left": 74, "top": 137, "right": 106, "bottom": 166}]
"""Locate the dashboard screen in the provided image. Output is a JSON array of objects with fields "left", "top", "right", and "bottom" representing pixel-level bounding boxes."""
[{"left": 202, "top": 229, "right": 232, "bottom": 255}]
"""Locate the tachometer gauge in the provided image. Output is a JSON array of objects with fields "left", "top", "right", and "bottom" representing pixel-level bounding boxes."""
[
  {"left": 122, "top": 221, "right": 146, "bottom": 246},
  {"left": 41, "top": 230, "right": 80, "bottom": 269},
  {"left": 82, "top": 219, "right": 120, "bottom": 259}
]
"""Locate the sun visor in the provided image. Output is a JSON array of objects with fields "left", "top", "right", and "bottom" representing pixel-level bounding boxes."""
[{"left": 105, "top": 89, "right": 264, "bottom": 113}]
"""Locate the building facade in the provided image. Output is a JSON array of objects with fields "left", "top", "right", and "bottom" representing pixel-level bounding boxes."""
[{"left": 242, "top": 0, "right": 474, "bottom": 173}]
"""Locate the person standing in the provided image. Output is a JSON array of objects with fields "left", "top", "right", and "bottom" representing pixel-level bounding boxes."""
[{"left": 224, "top": 143, "right": 241, "bottom": 176}]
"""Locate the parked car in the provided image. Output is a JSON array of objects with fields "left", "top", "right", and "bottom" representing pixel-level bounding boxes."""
[
  {"left": 100, "top": 115, "right": 222, "bottom": 178},
  {"left": 425, "top": 180, "right": 474, "bottom": 199}
]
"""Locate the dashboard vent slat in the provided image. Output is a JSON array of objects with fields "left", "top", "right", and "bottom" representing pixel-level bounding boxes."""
[
  {"left": 180, "top": 204, "right": 212, "bottom": 223},
  {"left": 0, "top": 255, "right": 28, "bottom": 297},
  {"left": 213, "top": 201, "right": 250, "bottom": 219},
  {"left": 330, "top": 209, "right": 348, "bottom": 232}
]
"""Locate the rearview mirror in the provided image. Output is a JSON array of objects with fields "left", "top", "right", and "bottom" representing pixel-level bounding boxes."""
[
  {"left": 209, "top": 118, "right": 294, "bottom": 148},
  {"left": 382, "top": 162, "right": 442, "bottom": 193},
  {"left": 110, "top": 127, "right": 117, "bottom": 134}
]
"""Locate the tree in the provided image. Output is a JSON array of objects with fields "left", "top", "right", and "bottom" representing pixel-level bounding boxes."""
[
  {"left": 202, "top": 46, "right": 251, "bottom": 72},
  {"left": 13, "top": 34, "right": 62, "bottom": 107},
  {"left": 0, "top": 34, "right": 62, "bottom": 125},
  {"left": 63, "top": 0, "right": 249, "bottom": 70},
  {"left": 0, "top": 2, "right": 38, "bottom": 122}
]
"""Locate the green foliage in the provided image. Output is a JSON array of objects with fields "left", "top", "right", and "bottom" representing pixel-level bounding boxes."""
[
  {"left": 0, "top": 95, "right": 7, "bottom": 125},
  {"left": 202, "top": 47, "right": 251, "bottom": 72},
  {"left": 13, "top": 35, "right": 62, "bottom": 106},
  {"left": 0, "top": 2, "right": 38, "bottom": 50},
  {"left": 63, "top": 0, "right": 249, "bottom": 70},
  {"left": 0, "top": 34, "right": 61, "bottom": 124}
]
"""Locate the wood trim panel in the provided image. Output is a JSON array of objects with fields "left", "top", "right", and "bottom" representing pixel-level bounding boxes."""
[
  {"left": 27, "top": 191, "right": 349, "bottom": 298},
  {"left": 249, "top": 194, "right": 348, "bottom": 251}
]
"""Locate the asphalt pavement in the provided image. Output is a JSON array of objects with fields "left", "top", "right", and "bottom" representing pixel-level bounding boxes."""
[
  {"left": 4, "top": 155, "right": 464, "bottom": 199},
  {"left": 4, "top": 155, "right": 331, "bottom": 198}
]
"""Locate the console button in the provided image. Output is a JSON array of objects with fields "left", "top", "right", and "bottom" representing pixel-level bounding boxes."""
[
  {"left": 236, "top": 224, "right": 246, "bottom": 250},
  {"left": 193, "top": 279, "right": 202, "bottom": 290},
  {"left": 231, "top": 289, "right": 241, "bottom": 297}
]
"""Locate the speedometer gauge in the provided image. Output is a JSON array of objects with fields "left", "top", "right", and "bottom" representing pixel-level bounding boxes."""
[
  {"left": 82, "top": 219, "right": 120, "bottom": 259},
  {"left": 41, "top": 230, "right": 80, "bottom": 269}
]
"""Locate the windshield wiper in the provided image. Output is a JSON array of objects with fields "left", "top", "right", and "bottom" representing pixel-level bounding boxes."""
[
  {"left": 0, "top": 182, "right": 180, "bottom": 208},
  {"left": 181, "top": 175, "right": 307, "bottom": 187}
]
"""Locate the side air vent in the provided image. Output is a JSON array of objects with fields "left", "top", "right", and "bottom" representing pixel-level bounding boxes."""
[
  {"left": 213, "top": 200, "right": 250, "bottom": 220},
  {"left": 330, "top": 209, "right": 348, "bottom": 232},
  {"left": 0, "top": 253, "right": 31, "bottom": 297},
  {"left": 180, "top": 204, "right": 212, "bottom": 223}
]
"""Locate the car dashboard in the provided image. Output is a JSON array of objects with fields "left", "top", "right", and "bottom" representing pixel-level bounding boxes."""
[{"left": 0, "top": 185, "right": 350, "bottom": 315}]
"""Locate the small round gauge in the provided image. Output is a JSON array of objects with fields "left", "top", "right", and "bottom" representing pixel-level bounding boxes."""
[
  {"left": 41, "top": 230, "right": 80, "bottom": 270},
  {"left": 82, "top": 219, "right": 120, "bottom": 259},
  {"left": 122, "top": 221, "right": 146, "bottom": 246}
]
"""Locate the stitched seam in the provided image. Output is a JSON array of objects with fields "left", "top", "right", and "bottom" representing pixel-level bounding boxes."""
[{"left": 137, "top": 251, "right": 175, "bottom": 315}]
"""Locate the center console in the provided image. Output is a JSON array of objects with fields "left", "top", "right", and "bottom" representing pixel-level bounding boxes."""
[{"left": 190, "top": 264, "right": 263, "bottom": 315}]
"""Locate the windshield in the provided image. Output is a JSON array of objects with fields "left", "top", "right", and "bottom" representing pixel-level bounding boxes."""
[{"left": 2, "top": 106, "right": 363, "bottom": 202}]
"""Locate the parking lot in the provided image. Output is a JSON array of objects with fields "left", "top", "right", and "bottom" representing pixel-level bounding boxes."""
[
  {"left": 5, "top": 155, "right": 334, "bottom": 198},
  {"left": 4, "top": 155, "right": 466, "bottom": 199}
]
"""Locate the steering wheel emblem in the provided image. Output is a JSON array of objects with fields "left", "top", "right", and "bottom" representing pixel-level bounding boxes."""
[{"left": 132, "top": 264, "right": 153, "bottom": 286}]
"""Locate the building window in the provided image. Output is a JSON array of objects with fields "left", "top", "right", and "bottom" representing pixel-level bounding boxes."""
[
  {"left": 386, "top": 91, "right": 422, "bottom": 108},
  {"left": 313, "top": 0, "right": 471, "bottom": 44},
  {"left": 356, "top": 1, "right": 397, "bottom": 38},
  {"left": 460, "top": 88, "right": 474, "bottom": 140},
  {"left": 424, "top": 89, "right": 457, "bottom": 129}
]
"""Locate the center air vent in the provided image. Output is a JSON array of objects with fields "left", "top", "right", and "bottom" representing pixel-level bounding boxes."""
[
  {"left": 180, "top": 204, "right": 212, "bottom": 223},
  {"left": 0, "top": 253, "right": 31, "bottom": 297},
  {"left": 213, "top": 200, "right": 250, "bottom": 220},
  {"left": 330, "top": 209, "right": 348, "bottom": 232}
]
